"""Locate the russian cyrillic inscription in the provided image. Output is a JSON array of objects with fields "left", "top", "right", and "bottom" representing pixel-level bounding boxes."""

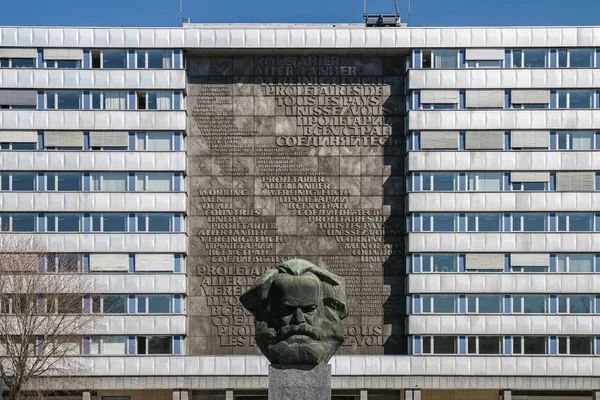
[{"left": 187, "top": 55, "right": 406, "bottom": 355}]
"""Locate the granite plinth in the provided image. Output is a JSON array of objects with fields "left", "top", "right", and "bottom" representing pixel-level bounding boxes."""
[{"left": 268, "top": 364, "right": 331, "bottom": 400}]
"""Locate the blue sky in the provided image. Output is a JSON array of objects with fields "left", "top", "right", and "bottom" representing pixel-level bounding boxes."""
[{"left": 0, "top": 0, "right": 598, "bottom": 27}]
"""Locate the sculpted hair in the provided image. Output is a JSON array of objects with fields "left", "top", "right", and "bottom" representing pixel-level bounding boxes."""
[{"left": 240, "top": 259, "right": 348, "bottom": 320}]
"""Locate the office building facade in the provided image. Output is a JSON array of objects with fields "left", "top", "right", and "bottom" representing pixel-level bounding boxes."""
[{"left": 0, "top": 23, "right": 600, "bottom": 400}]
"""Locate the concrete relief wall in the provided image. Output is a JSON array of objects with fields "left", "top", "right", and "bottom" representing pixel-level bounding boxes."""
[{"left": 186, "top": 55, "right": 406, "bottom": 355}]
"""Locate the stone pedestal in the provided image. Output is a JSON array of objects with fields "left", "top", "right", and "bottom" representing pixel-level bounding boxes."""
[{"left": 269, "top": 364, "right": 331, "bottom": 400}]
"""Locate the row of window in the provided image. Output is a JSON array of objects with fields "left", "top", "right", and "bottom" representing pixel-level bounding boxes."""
[
  {"left": 415, "top": 48, "right": 598, "bottom": 69},
  {"left": 0, "top": 294, "right": 180, "bottom": 315},
  {"left": 0, "top": 213, "right": 182, "bottom": 232},
  {"left": 410, "top": 130, "right": 600, "bottom": 151},
  {"left": 4, "top": 335, "right": 181, "bottom": 356},
  {"left": 0, "top": 49, "right": 181, "bottom": 69},
  {"left": 413, "top": 89, "right": 598, "bottom": 110},
  {"left": 0, "top": 131, "right": 181, "bottom": 151},
  {"left": 16, "top": 90, "right": 182, "bottom": 110},
  {"left": 0, "top": 172, "right": 181, "bottom": 192},
  {"left": 414, "top": 335, "right": 595, "bottom": 356},
  {"left": 412, "top": 213, "right": 600, "bottom": 232},
  {"left": 35, "top": 253, "right": 183, "bottom": 274},
  {"left": 412, "top": 171, "right": 596, "bottom": 192},
  {"left": 415, "top": 253, "right": 596, "bottom": 273},
  {"left": 414, "top": 294, "right": 595, "bottom": 314}
]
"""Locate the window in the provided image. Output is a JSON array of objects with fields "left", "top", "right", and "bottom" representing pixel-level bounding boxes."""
[
  {"left": 558, "top": 295, "right": 593, "bottom": 314},
  {"left": 136, "top": 132, "right": 173, "bottom": 151},
  {"left": 4, "top": 172, "right": 36, "bottom": 191},
  {"left": 91, "top": 214, "right": 128, "bottom": 232},
  {"left": 558, "top": 336, "right": 593, "bottom": 355},
  {"left": 421, "top": 173, "right": 456, "bottom": 191},
  {"left": 91, "top": 91, "right": 128, "bottom": 110},
  {"left": 91, "top": 173, "right": 128, "bottom": 192},
  {"left": 558, "top": 254, "right": 594, "bottom": 273},
  {"left": 421, "top": 103, "right": 457, "bottom": 110},
  {"left": 0, "top": 214, "right": 36, "bottom": 232},
  {"left": 136, "top": 50, "right": 172, "bottom": 69},
  {"left": 512, "top": 182, "right": 548, "bottom": 191},
  {"left": 137, "top": 295, "right": 172, "bottom": 313},
  {"left": 89, "top": 336, "right": 127, "bottom": 355},
  {"left": 513, "top": 336, "right": 547, "bottom": 354},
  {"left": 512, "top": 49, "right": 547, "bottom": 68},
  {"left": 557, "top": 90, "right": 594, "bottom": 109},
  {"left": 0, "top": 141, "right": 36, "bottom": 150},
  {"left": 511, "top": 266, "right": 547, "bottom": 273},
  {"left": 92, "top": 295, "right": 127, "bottom": 314},
  {"left": 45, "top": 253, "right": 81, "bottom": 273},
  {"left": 422, "top": 336, "right": 456, "bottom": 354},
  {"left": 557, "top": 131, "right": 595, "bottom": 150},
  {"left": 46, "top": 91, "right": 82, "bottom": 110},
  {"left": 512, "top": 103, "right": 548, "bottom": 109},
  {"left": 137, "top": 91, "right": 172, "bottom": 110},
  {"left": 466, "top": 295, "right": 502, "bottom": 313},
  {"left": 46, "top": 173, "right": 82, "bottom": 191},
  {"left": 421, "top": 254, "right": 458, "bottom": 273},
  {"left": 135, "top": 173, "right": 173, "bottom": 192},
  {"left": 467, "top": 336, "right": 502, "bottom": 355},
  {"left": 466, "top": 60, "right": 502, "bottom": 68},
  {"left": 137, "top": 336, "right": 172, "bottom": 355},
  {"left": 558, "top": 49, "right": 594, "bottom": 68},
  {"left": 94, "top": 50, "right": 127, "bottom": 69},
  {"left": 467, "top": 172, "right": 502, "bottom": 191},
  {"left": 46, "top": 214, "right": 81, "bottom": 232},
  {"left": 421, "top": 214, "right": 457, "bottom": 232},
  {"left": 512, "top": 214, "right": 547, "bottom": 232},
  {"left": 512, "top": 295, "right": 547, "bottom": 314},
  {"left": 421, "top": 295, "right": 457, "bottom": 313},
  {"left": 3, "top": 58, "right": 35, "bottom": 68},
  {"left": 557, "top": 213, "right": 594, "bottom": 232},
  {"left": 136, "top": 214, "right": 173, "bottom": 232},
  {"left": 467, "top": 214, "right": 502, "bottom": 232},
  {"left": 46, "top": 60, "right": 81, "bottom": 69},
  {"left": 432, "top": 49, "right": 458, "bottom": 68}
]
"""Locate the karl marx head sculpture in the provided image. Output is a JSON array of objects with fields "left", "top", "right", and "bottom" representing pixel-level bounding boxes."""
[{"left": 240, "top": 259, "right": 348, "bottom": 365}]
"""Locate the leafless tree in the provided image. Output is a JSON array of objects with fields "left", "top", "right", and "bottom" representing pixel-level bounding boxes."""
[{"left": 0, "top": 235, "right": 99, "bottom": 400}]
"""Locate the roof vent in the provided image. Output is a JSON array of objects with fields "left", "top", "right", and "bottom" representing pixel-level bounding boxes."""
[{"left": 363, "top": 0, "right": 400, "bottom": 27}]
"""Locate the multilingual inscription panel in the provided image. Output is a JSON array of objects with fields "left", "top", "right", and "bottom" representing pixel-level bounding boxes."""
[{"left": 187, "top": 55, "right": 406, "bottom": 355}]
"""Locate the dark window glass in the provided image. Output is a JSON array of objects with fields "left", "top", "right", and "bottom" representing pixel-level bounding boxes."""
[
  {"left": 12, "top": 214, "right": 36, "bottom": 231},
  {"left": 523, "top": 336, "right": 546, "bottom": 354},
  {"left": 57, "top": 253, "right": 80, "bottom": 273},
  {"left": 512, "top": 51, "right": 522, "bottom": 68},
  {"left": 570, "top": 90, "right": 594, "bottom": 109},
  {"left": 422, "top": 336, "right": 431, "bottom": 353},
  {"left": 136, "top": 51, "right": 146, "bottom": 68},
  {"left": 479, "top": 336, "right": 502, "bottom": 354},
  {"left": 522, "top": 214, "right": 547, "bottom": 232},
  {"left": 522, "top": 49, "right": 547, "bottom": 68},
  {"left": 12, "top": 173, "right": 35, "bottom": 191},
  {"left": 103, "top": 296, "right": 127, "bottom": 313},
  {"left": 433, "top": 295, "right": 456, "bottom": 313},
  {"left": 522, "top": 295, "right": 546, "bottom": 313},
  {"left": 433, "top": 336, "right": 456, "bottom": 354},
  {"left": 558, "top": 336, "right": 567, "bottom": 354},
  {"left": 102, "top": 50, "right": 127, "bottom": 69},
  {"left": 57, "top": 173, "right": 81, "bottom": 191},
  {"left": 91, "top": 91, "right": 102, "bottom": 109},
  {"left": 513, "top": 337, "right": 522, "bottom": 353},
  {"left": 570, "top": 49, "right": 594, "bottom": 68},
  {"left": 11, "top": 143, "right": 36, "bottom": 150},
  {"left": 12, "top": 59, "right": 35, "bottom": 68},
  {"left": 102, "top": 214, "right": 127, "bottom": 232},
  {"left": 55, "top": 60, "right": 80, "bottom": 68},
  {"left": 478, "top": 295, "right": 502, "bottom": 313},
  {"left": 432, "top": 214, "right": 455, "bottom": 232},
  {"left": 147, "top": 296, "right": 172, "bottom": 313},
  {"left": 147, "top": 214, "right": 172, "bottom": 232},
  {"left": 521, "top": 182, "right": 546, "bottom": 191},
  {"left": 57, "top": 91, "right": 81, "bottom": 110},
  {"left": 558, "top": 50, "right": 568, "bottom": 68},
  {"left": 57, "top": 214, "right": 80, "bottom": 232},
  {"left": 0, "top": 59, "right": 8, "bottom": 68},
  {"left": 567, "top": 213, "right": 594, "bottom": 232},
  {"left": 422, "top": 254, "right": 456, "bottom": 273},
  {"left": 570, "top": 337, "right": 592, "bottom": 355},
  {"left": 147, "top": 50, "right": 167, "bottom": 68}
]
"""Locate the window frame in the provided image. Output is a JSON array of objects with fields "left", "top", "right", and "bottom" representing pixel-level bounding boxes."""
[
  {"left": 466, "top": 295, "right": 503, "bottom": 314},
  {"left": 558, "top": 336, "right": 594, "bottom": 355},
  {"left": 557, "top": 295, "right": 594, "bottom": 314},
  {"left": 45, "top": 90, "right": 83, "bottom": 110},
  {"left": 466, "top": 213, "right": 503, "bottom": 232},
  {"left": 556, "top": 131, "right": 596, "bottom": 150},
  {"left": 420, "top": 254, "right": 459, "bottom": 273},
  {"left": 511, "top": 295, "right": 548, "bottom": 314},
  {"left": 557, "top": 89, "right": 595, "bottom": 109},
  {"left": 136, "top": 295, "right": 173, "bottom": 314},
  {"left": 557, "top": 253, "right": 595, "bottom": 273},
  {"left": 558, "top": 48, "right": 595, "bottom": 68},
  {"left": 420, "top": 295, "right": 458, "bottom": 314},
  {"left": 512, "top": 336, "right": 548, "bottom": 355},
  {"left": 467, "top": 335, "right": 503, "bottom": 355}
]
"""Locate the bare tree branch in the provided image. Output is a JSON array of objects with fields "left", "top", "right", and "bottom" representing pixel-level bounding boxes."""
[{"left": 0, "top": 235, "right": 101, "bottom": 400}]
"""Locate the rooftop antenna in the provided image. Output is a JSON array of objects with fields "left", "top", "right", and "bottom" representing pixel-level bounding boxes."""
[
  {"left": 408, "top": 0, "right": 412, "bottom": 26},
  {"left": 364, "top": 0, "right": 400, "bottom": 27},
  {"left": 177, "top": 0, "right": 190, "bottom": 26}
]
